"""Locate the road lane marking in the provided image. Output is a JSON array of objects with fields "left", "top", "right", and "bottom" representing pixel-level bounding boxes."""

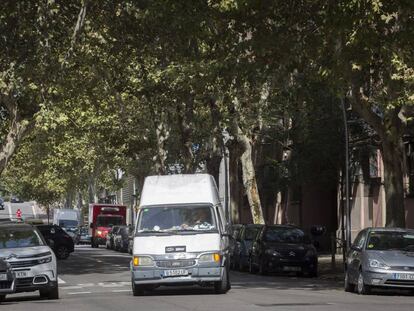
[
  {"left": 62, "top": 286, "right": 84, "bottom": 290},
  {"left": 68, "top": 291, "right": 92, "bottom": 295},
  {"left": 112, "top": 289, "right": 131, "bottom": 293},
  {"left": 58, "top": 277, "right": 66, "bottom": 284},
  {"left": 77, "top": 283, "right": 95, "bottom": 287},
  {"left": 7, "top": 203, "right": 12, "bottom": 219}
]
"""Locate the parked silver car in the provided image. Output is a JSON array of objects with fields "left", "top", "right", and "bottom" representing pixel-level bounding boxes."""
[{"left": 345, "top": 227, "right": 414, "bottom": 295}]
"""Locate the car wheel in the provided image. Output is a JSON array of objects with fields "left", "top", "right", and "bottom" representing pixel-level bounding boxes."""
[
  {"left": 132, "top": 280, "right": 146, "bottom": 296},
  {"left": 344, "top": 270, "right": 355, "bottom": 293},
  {"left": 214, "top": 265, "right": 230, "bottom": 294},
  {"left": 0, "top": 295, "right": 5, "bottom": 303},
  {"left": 249, "top": 257, "right": 257, "bottom": 274},
  {"left": 308, "top": 267, "right": 318, "bottom": 278},
  {"left": 40, "top": 283, "right": 59, "bottom": 300},
  {"left": 56, "top": 245, "right": 70, "bottom": 259},
  {"left": 258, "top": 258, "right": 267, "bottom": 276},
  {"left": 357, "top": 269, "right": 371, "bottom": 295}
]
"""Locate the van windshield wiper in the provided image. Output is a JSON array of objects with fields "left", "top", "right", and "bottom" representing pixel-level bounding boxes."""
[{"left": 136, "top": 230, "right": 172, "bottom": 235}]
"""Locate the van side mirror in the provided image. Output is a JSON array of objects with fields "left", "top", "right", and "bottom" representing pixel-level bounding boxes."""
[{"left": 90, "top": 223, "right": 94, "bottom": 229}]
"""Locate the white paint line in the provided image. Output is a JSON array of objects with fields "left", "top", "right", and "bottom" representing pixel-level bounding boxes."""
[
  {"left": 7, "top": 203, "right": 12, "bottom": 219},
  {"left": 58, "top": 277, "right": 66, "bottom": 284},
  {"left": 62, "top": 286, "right": 84, "bottom": 290},
  {"left": 68, "top": 291, "right": 92, "bottom": 295},
  {"left": 98, "top": 282, "right": 125, "bottom": 288},
  {"left": 112, "top": 289, "right": 131, "bottom": 293},
  {"left": 31, "top": 205, "right": 37, "bottom": 218},
  {"left": 93, "top": 254, "right": 132, "bottom": 258},
  {"left": 77, "top": 283, "right": 95, "bottom": 287}
]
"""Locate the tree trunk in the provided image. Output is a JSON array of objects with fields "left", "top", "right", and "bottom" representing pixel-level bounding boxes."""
[
  {"left": 177, "top": 99, "right": 195, "bottom": 173},
  {"left": 0, "top": 104, "right": 31, "bottom": 175},
  {"left": 236, "top": 127, "right": 265, "bottom": 224},
  {"left": 382, "top": 136, "right": 406, "bottom": 227},
  {"left": 229, "top": 144, "right": 241, "bottom": 224},
  {"left": 154, "top": 116, "right": 169, "bottom": 175}
]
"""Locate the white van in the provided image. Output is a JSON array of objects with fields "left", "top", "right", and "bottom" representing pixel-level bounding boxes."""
[{"left": 131, "top": 174, "right": 231, "bottom": 295}]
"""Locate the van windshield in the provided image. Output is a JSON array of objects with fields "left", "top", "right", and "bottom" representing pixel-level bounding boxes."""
[
  {"left": 137, "top": 205, "right": 217, "bottom": 234},
  {"left": 96, "top": 215, "right": 123, "bottom": 227}
]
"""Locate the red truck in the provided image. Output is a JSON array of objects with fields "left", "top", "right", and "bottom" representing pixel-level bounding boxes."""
[{"left": 89, "top": 203, "right": 127, "bottom": 248}]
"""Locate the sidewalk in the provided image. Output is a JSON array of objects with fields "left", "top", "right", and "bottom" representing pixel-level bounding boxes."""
[{"left": 318, "top": 254, "right": 345, "bottom": 282}]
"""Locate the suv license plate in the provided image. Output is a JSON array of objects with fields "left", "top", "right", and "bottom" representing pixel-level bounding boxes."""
[
  {"left": 283, "top": 266, "right": 301, "bottom": 272},
  {"left": 0, "top": 273, "right": 7, "bottom": 281},
  {"left": 394, "top": 273, "right": 414, "bottom": 280},
  {"left": 16, "top": 271, "right": 28, "bottom": 278},
  {"left": 164, "top": 269, "right": 189, "bottom": 277}
]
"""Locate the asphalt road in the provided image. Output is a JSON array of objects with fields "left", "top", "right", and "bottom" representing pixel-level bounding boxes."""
[{"left": 2, "top": 245, "right": 413, "bottom": 310}]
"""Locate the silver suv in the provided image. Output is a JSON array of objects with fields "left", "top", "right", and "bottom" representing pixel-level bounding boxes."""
[{"left": 0, "top": 222, "right": 59, "bottom": 301}]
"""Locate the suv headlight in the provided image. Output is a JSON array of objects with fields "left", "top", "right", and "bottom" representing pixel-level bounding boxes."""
[
  {"left": 37, "top": 256, "right": 52, "bottom": 264},
  {"left": 369, "top": 259, "right": 390, "bottom": 270},
  {"left": 199, "top": 253, "right": 221, "bottom": 262},
  {"left": 133, "top": 256, "right": 154, "bottom": 267},
  {"left": 265, "top": 249, "right": 281, "bottom": 256}
]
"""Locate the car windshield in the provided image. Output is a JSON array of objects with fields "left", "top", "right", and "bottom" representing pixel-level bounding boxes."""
[
  {"left": 59, "top": 220, "right": 78, "bottom": 228},
  {"left": 244, "top": 227, "right": 261, "bottom": 240},
  {"left": 366, "top": 231, "right": 414, "bottom": 251},
  {"left": 264, "top": 227, "right": 305, "bottom": 243},
  {"left": 0, "top": 228, "right": 44, "bottom": 249},
  {"left": 96, "top": 215, "right": 123, "bottom": 227},
  {"left": 137, "top": 205, "right": 216, "bottom": 234}
]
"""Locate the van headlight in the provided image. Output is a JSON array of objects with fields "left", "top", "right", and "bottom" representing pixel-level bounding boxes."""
[
  {"left": 199, "top": 253, "right": 221, "bottom": 263},
  {"left": 133, "top": 256, "right": 154, "bottom": 267},
  {"left": 369, "top": 259, "right": 390, "bottom": 270},
  {"left": 37, "top": 256, "right": 52, "bottom": 264}
]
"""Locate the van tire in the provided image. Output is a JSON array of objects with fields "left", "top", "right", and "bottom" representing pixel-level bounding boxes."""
[{"left": 214, "top": 266, "right": 230, "bottom": 294}]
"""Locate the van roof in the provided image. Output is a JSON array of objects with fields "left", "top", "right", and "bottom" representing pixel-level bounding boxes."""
[{"left": 140, "top": 174, "right": 220, "bottom": 207}]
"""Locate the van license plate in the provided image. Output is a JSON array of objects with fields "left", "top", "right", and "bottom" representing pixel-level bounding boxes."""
[
  {"left": 0, "top": 273, "right": 7, "bottom": 281},
  {"left": 16, "top": 271, "right": 28, "bottom": 278},
  {"left": 394, "top": 273, "right": 414, "bottom": 280},
  {"left": 164, "top": 269, "right": 188, "bottom": 277}
]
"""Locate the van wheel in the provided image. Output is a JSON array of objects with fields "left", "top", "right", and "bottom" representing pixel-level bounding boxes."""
[
  {"left": 40, "top": 283, "right": 59, "bottom": 300},
  {"left": 132, "top": 281, "right": 146, "bottom": 296},
  {"left": 56, "top": 246, "right": 69, "bottom": 259},
  {"left": 214, "top": 266, "right": 230, "bottom": 294}
]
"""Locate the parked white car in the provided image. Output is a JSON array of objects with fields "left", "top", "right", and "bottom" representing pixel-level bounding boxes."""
[
  {"left": 131, "top": 174, "right": 231, "bottom": 295},
  {"left": 0, "top": 222, "right": 59, "bottom": 301}
]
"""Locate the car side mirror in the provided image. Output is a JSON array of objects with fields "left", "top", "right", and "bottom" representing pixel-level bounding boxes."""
[
  {"left": 351, "top": 245, "right": 362, "bottom": 252},
  {"left": 47, "top": 239, "right": 55, "bottom": 248},
  {"left": 310, "top": 225, "right": 327, "bottom": 236},
  {"left": 90, "top": 223, "right": 94, "bottom": 229}
]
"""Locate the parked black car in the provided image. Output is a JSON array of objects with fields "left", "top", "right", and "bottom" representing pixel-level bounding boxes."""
[
  {"left": 78, "top": 227, "right": 91, "bottom": 245},
  {"left": 233, "top": 224, "right": 264, "bottom": 271},
  {"left": 230, "top": 224, "right": 244, "bottom": 269},
  {"left": 0, "top": 258, "right": 16, "bottom": 303},
  {"left": 36, "top": 225, "right": 75, "bottom": 259},
  {"left": 114, "top": 225, "right": 133, "bottom": 252},
  {"left": 249, "top": 225, "right": 318, "bottom": 277},
  {"left": 106, "top": 226, "right": 120, "bottom": 250}
]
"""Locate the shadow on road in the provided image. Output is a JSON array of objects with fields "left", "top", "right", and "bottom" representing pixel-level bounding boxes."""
[{"left": 58, "top": 246, "right": 131, "bottom": 276}]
